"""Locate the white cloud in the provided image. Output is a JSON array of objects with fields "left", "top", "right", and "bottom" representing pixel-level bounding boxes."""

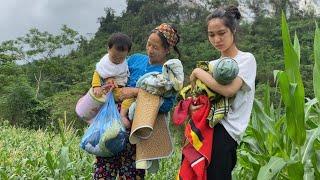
[{"left": 0, "top": 0, "right": 126, "bottom": 43}]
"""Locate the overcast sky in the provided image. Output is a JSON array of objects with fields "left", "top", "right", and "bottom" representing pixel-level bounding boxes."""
[{"left": 0, "top": 0, "right": 127, "bottom": 43}]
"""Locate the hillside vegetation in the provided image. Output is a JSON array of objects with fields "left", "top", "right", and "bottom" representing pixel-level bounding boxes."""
[{"left": 0, "top": 0, "right": 320, "bottom": 179}]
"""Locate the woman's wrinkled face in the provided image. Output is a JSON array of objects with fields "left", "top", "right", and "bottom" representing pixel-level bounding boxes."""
[
  {"left": 207, "top": 18, "right": 234, "bottom": 53},
  {"left": 146, "top": 33, "right": 168, "bottom": 64}
]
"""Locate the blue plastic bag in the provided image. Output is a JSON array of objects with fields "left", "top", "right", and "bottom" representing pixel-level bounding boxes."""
[{"left": 80, "top": 92, "right": 127, "bottom": 157}]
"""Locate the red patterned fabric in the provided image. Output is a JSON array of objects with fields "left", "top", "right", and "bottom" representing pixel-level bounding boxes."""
[
  {"left": 175, "top": 95, "right": 214, "bottom": 180},
  {"left": 172, "top": 98, "right": 193, "bottom": 125}
]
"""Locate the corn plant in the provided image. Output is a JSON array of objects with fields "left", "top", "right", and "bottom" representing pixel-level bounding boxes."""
[
  {"left": 233, "top": 13, "right": 320, "bottom": 179},
  {"left": 0, "top": 115, "right": 94, "bottom": 179},
  {"left": 0, "top": 113, "right": 182, "bottom": 179}
]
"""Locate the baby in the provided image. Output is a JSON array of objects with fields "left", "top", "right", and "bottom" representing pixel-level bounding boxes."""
[
  {"left": 181, "top": 57, "right": 239, "bottom": 127},
  {"left": 91, "top": 32, "right": 132, "bottom": 128}
]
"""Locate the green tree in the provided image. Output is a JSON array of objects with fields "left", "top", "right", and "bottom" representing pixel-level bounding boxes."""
[
  {"left": 0, "top": 40, "right": 24, "bottom": 63},
  {"left": 0, "top": 25, "right": 80, "bottom": 63},
  {"left": 126, "top": 0, "right": 145, "bottom": 14},
  {"left": 97, "top": 8, "right": 121, "bottom": 35},
  {"left": 0, "top": 62, "right": 50, "bottom": 128}
]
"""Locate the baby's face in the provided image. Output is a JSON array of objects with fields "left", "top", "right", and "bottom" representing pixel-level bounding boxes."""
[{"left": 108, "top": 47, "right": 128, "bottom": 64}]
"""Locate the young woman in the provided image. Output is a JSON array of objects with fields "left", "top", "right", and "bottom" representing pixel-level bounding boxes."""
[
  {"left": 190, "top": 5, "right": 256, "bottom": 179},
  {"left": 93, "top": 23, "right": 181, "bottom": 180}
]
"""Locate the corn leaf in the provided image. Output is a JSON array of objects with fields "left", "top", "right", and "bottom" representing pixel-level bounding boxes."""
[
  {"left": 0, "top": 170, "right": 9, "bottom": 180},
  {"left": 58, "top": 146, "right": 70, "bottom": 171},
  {"left": 263, "top": 84, "right": 271, "bottom": 116},
  {"left": 241, "top": 136, "right": 262, "bottom": 154},
  {"left": 281, "top": 12, "right": 306, "bottom": 145},
  {"left": 305, "top": 98, "right": 318, "bottom": 120},
  {"left": 304, "top": 159, "right": 315, "bottom": 180},
  {"left": 311, "top": 149, "right": 320, "bottom": 178},
  {"left": 238, "top": 150, "right": 260, "bottom": 166},
  {"left": 45, "top": 151, "right": 56, "bottom": 172},
  {"left": 257, "top": 156, "right": 286, "bottom": 180},
  {"left": 277, "top": 71, "right": 298, "bottom": 143},
  {"left": 301, "top": 127, "right": 320, "bottom": 163},
  {"left": 281, "top": 13, "right": 302, "bottom": 83},
  {"left": 253, "top": 99, "right": 276, "bottom": 135},
  {"left": 275, "top": 70, "right": 290, "bottom": 106},
  {"left": 314, "top": 22, "right": 320, "bottom": 103},
  {"left": 287, "top": 161, "right": 304, "bottom": 180}
]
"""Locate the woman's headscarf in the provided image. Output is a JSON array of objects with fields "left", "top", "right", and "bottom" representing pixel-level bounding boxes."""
[{"left": 154, "top": 23, "right": 179, "bottom": 47}]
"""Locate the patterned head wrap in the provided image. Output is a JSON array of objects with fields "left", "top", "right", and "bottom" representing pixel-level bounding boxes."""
[{"left": 154, "top": 23, "right": 179, "bottom": 47}]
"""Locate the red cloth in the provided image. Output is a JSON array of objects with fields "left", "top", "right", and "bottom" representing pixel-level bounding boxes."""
[
  {"left": 179, "top": 143, "right": 206, "bottom": 180},
  {"left": 172, "top": 98, "right": 193, "bottom": 125},
  {"left": 176, "top": 95, "right": 213, "bottom": 180}
]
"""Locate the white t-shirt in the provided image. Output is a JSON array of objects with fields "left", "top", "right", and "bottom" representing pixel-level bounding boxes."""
[
  {"left": 95, "top": 53, "right": 129, "bottom": 86},
  {"left": 210, "top": 51, "right": 256, "bottom": 144}
]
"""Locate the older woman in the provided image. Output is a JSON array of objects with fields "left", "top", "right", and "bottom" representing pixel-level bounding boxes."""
[{"left": 93, "top": 23, "right": 181, "bottom": 180}]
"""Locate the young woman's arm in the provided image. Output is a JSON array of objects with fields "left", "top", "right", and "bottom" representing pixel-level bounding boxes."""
[{"left": 190, "top": 68, "right": 243, "bottom": 97}]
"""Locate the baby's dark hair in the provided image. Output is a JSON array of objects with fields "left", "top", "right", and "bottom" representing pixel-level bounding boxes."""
[
  {"left": 206, "top": 5, "right": 241, "bottom": 39},
  {"left": 151, "top": 24, "right": 181, "bottom": 59},
  {"left": 108, "top": 32, "right": 132, "bottom": 52}
]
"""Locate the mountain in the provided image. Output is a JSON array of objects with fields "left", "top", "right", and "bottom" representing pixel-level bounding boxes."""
[{"left": 297, "top": 0, "right": 320, "bottom": 15}]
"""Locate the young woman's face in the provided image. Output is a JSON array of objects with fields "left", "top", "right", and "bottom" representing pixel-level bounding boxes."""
[
  {"left": 108, "top": 46, "right": 128, "bottom": 64},
  {"left": 207, "top": 18, "right": 235, "bottom": 53},
  {"left": 146, "top": 33, "right": 168, "bottom": 64}
]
